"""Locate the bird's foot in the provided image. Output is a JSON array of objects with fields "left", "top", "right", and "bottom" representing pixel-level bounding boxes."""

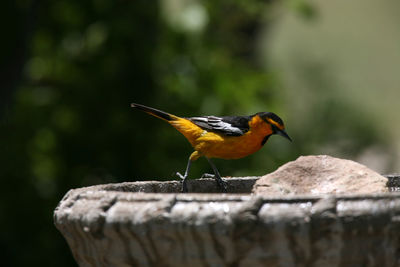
[
  {"left": 215, "top": 177, "right": 228, "bottom": 193},
  {"left": 176, "top": 172, "right": 188, "bottom": 193},
  {"left": 176, "top": 172, "right": 185, "bottom": 180}
]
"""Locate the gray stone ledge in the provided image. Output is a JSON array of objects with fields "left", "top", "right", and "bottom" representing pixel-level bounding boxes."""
[{"left": 55, "top": 176, "right": 400, "bottom": 267}]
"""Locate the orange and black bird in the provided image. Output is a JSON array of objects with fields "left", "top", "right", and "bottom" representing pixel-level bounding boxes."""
[{"left": 131, "top": 103, "right": 292, "bottom": 192}]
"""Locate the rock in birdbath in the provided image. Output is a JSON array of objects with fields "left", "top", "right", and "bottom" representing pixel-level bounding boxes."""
[{"left": 253, "top": 155, "right": 388, "bottom": 195}]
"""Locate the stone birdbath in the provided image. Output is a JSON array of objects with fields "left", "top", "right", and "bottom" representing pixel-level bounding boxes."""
[{"left": 54, "top": 156, "right": 400, "bottom": 267}]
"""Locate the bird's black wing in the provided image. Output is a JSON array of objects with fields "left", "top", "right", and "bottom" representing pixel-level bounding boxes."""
[{"left": 188, "top": 115, "right": 252, "bottom": 136}]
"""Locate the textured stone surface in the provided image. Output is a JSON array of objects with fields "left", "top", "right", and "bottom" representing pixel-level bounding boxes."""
[
  {"left": 253, "top": 155, "right": 388, "bottom": 195},
  {"left": 54, "top": 177, "right": 400, "bottom": 267},
  {"left": 98, "top": 176, "right": 258, "bottom": 193}
]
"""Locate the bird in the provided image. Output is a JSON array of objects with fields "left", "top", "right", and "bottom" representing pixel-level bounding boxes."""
[{"left": 131, "top": 103, "right": 292, "bottom": 193}]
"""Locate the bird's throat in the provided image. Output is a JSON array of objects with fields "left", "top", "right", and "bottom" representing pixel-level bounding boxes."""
[{"left": 261, "top": 134, "right": 271, "bottom": 146}]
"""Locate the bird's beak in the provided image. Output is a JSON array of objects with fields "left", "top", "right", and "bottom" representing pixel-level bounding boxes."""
[{"left": 277, "top": 130, "right": 292, "bottom": 142}]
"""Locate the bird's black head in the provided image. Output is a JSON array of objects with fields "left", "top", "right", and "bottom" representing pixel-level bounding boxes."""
[{"left": 257, "top": 112, "right": 292, "bottom": 142}]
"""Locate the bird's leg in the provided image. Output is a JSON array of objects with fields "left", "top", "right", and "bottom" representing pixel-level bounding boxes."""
[
  {"left": 176, "top": 157, "right": 192, "bottom": 193},
  {"left": 205, "top": 157, "right": 227, "bottom": 192}
]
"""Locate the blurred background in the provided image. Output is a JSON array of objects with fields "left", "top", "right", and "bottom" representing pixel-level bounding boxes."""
[{"left": 1, "top": 0, "right": 399, "bottom": 266}]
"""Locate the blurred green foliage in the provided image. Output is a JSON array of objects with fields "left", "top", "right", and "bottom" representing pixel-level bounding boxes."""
[{"left": 0, "top": 0, "right": 395, "bottom": 266}]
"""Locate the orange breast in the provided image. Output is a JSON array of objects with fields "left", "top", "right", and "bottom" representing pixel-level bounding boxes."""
[{"left": 196, "top": 129, "right": 271, "bottom": 159}]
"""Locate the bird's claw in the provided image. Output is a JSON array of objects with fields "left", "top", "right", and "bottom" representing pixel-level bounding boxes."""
[
  {"left": 176, "top": 172, "right": 185, "bottom": 180},
  {"left": 205, "top": 173, "right": 227, "bottom": 192},
  {"left": 216, "top": 178, "right": 228, "bottom": 193},
  {"left": 176, "top": 172, "right": 188, "bottom": 193},
  {"left": 181, "top": 181, "right": 188, "bottom": 193}
]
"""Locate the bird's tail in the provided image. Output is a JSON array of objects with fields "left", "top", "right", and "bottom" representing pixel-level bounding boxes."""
[{"left": 131, "top": 103, "right": 178, "bottom": 121}]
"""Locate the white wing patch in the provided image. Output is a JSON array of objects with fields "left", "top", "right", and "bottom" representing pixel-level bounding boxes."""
[{"left": 190, "top": 116, "right": 245, "bottom": 135}]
